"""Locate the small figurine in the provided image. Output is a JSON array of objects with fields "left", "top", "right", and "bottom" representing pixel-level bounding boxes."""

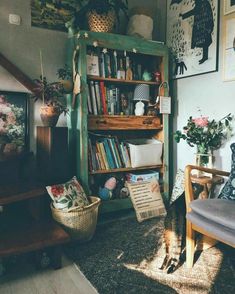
[
  {"left": 134, "top": 101, "right": 145, "bottom": 116},
  {"left": 98, "top": 177, "right": 117, "bottom": 200},
  {"left": 142, "top": 70, "right": 152, "bottom": 81},
  {"left": 121, "top": 93, "right": 129, "bottom": 115}
]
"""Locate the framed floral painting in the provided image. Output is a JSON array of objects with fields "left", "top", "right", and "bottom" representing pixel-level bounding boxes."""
[
  {"left": 0, "top": 92, "right": 29, "bottom": 161},
  {"left": 167, "top": 0, "right": 219, "bottom": 79}
]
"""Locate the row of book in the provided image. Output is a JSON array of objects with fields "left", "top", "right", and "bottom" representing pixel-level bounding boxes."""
[
  {"left": 88, "top": 137, "right": 131, "bottom": 172},
  {"left": 86, "top": 48, "right": 144, "bottom": 80},
  {"left": 87, "top": 81, "right": 133, "bottom": 115}
]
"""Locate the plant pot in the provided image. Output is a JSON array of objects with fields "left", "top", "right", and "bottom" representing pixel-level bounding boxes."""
[
  {"left": 40, "top": 106, "right": 61, "bottom": 127},
  {"left": 87, "top": 9, "right": 116, "bottom": 32},
  {"left": 60, "top": 80, "right": 73, "bottom": 93}
]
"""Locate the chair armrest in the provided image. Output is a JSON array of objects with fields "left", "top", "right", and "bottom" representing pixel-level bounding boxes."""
[{"left": 184, "top": 165, "right": 229, "bottom": 213}]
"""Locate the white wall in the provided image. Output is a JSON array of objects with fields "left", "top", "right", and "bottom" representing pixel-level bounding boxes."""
[{"left": 173, "top": 3, "right": 235, "bottom": 173}]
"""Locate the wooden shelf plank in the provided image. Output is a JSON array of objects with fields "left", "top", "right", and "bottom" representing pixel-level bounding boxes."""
[
  {"left": 87, "top": 75, "right": 160, "bottom": 85},
  {"left": 90, "top": 165, "right": 162, "bottom": 175},
  {"left": 0, "top": 221, "right": 70, "bottom": 258},
  {"left": 88, "top": 115, "right": 162, "bottom": 130},
  {"left": 0, "top": 182, "right": 46, "bottom": 205}
]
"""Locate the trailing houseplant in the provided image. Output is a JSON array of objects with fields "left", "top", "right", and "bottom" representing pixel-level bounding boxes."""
[
  {"left": 56, "top": 64, "right": 73, "bottom": 93},
  {"left": 74, "top": 0, "right": 129, "bottom": 32}
]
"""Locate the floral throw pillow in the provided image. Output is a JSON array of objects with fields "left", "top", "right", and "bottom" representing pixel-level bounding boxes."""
[{"left": 46, "top": 176, "right": 89, "bottom": 211}]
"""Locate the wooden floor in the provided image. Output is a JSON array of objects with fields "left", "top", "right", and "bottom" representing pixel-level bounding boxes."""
[{"left": 0, "top": 255, "right": 98, "bottom": 294}]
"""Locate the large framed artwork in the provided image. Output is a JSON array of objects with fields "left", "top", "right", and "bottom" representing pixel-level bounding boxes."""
[
  {"left": 167, "top": 0, "right": 219, "bottom": 79},
  {"left": 224, "top": 0, "right": 235, "bottom": 15},
  {"left": 31, "top": 0, "right": 77, "bottom": 32},
  {"left": 223, "top": 16, "right": 235, "bottom": 81},
  {"left": 0, "top": 92, "right": 29, "bottom": 161}
]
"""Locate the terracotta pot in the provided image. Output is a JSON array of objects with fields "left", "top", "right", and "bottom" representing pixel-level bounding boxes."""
[{"left": 40, "top": 106, "right": 61, "bottom": 127}]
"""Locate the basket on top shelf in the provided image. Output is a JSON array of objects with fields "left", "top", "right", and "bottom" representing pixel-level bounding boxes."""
[{"left": 51, "top": 196, "right": 101, "bottom": 242}]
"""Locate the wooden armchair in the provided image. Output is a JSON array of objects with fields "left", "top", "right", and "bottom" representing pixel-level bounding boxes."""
[{"left": 184, "top": 165, "right": 235, "bottom": 268}]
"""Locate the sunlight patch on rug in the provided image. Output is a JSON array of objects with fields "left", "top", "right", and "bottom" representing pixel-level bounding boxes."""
[{"left": 123, "top": 245, "right": 224, "bottom": 294}]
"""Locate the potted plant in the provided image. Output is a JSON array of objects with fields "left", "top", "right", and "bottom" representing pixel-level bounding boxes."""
[
  {"left": 33, "top": 76, "right": 68, "bottom": 127},
  {"left": 56, "top": 64, "right": 73, "bottom": 93},
  {"left": 74, "top": 0, "right": 128, "bottom": 32}
]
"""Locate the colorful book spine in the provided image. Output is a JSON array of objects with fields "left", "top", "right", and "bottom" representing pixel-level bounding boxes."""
[
  {"left": 100, "top": 81, "right": 108, "bottom": 115},
  {"left": 94, "top": 81, "right": 101, "bottom": 115},
  {"left": 103, "top": 138, "right": 116, "bottom": 169},
  {"left": 89, "top": 81, "right": 98, "bottom": 115}
]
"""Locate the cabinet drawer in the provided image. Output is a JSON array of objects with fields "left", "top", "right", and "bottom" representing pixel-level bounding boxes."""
[{"left": 88, "top": 115, "right": 162, "bottom": 130}]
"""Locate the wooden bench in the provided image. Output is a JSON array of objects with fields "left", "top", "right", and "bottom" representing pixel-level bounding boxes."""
[{"left": 0, "top": 182, "right": 70, "bottom": 272}]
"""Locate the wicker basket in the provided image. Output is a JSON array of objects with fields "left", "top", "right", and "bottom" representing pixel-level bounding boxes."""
[
  {"left": 87, "top": 10, "right": 116, "bottom": 32},
  {"left": 51, "top": 196, "right": 101, "bottom": 242}
]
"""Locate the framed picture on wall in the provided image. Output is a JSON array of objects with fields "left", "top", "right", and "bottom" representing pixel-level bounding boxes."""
[
  {"left": 223, "top": 16, "right": 235, "bottom": 81},
  {"left": 167, "top": 0, "right": 219, "bottom": 79},
  {"left": 31, "top": 0, "right": 77, "bottom": 32},
  {"left": 224, "top": 0, "right": 235, "bottom": 15},
  {"left": 0, "top": 92, "right": 29, "bottom": 161}
]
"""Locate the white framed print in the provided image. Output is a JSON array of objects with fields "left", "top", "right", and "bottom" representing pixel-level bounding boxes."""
[
  {"left": 223, "top": 16, "right": 235, "bottom": 81},
  {"left": 167, "top": 0, "right": 219, "bottom": 79},
  {"left": 224, "top": 0, "right": 235, "bottom": 15}
]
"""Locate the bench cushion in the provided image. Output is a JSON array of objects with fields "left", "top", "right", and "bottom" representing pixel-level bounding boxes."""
[{"left": 189, "top": 199, "right": 235, "bottom": 230}]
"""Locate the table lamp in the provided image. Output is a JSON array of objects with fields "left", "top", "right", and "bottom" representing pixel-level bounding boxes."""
[{"left": 133, "top": 84, "right": 150, "bottom": 115}]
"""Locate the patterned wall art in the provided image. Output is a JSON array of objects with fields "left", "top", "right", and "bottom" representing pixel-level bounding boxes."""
[
  {"left": 224, "top": 0, "right": 235, "bottom": 15},
  {"left": 31, "top": 0, "right": 77, "bottom": 32},
  {"left": 0, "top": 92, "right": 28, "bottom": 161},
  {"left": 223, "top": 16, "right": 235, "bottom": 81},
  {"left": 167, "top": 0, "right": 219, "bottom": 79}
]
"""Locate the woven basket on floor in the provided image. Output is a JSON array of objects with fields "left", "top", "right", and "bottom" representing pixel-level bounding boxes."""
[
  {"left": 87, "top": 10, "right": 116, "bottom": 32},
  {"left": 51, "top": 196, "right": 101, "bottom": 242}
]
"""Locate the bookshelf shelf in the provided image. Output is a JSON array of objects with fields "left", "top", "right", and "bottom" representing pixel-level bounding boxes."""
[
  {"left": 88, "top": 115, "right": 163, "bottom": 130},
  {"left": 89, "top": 164, "right": 163, "bottom": 175},
  {"left": 87, "top": 75, "right": 160, "bottom": 86}
]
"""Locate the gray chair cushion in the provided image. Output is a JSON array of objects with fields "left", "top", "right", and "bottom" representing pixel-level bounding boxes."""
[
  {"left": 189, "top": 199, "right": 235, "bottom": 230},
  {"left": 187, "top": 211, "right": 235, "bottom": 246}
]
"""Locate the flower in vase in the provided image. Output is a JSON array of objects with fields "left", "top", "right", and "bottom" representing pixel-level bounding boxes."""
[{"left": 174, "top": 113, "right": 233, "bottom": 154}]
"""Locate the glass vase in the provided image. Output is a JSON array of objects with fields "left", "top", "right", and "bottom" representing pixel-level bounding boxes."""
[{"left": 195, "top": 145, "right": 213, "bottom": 177}]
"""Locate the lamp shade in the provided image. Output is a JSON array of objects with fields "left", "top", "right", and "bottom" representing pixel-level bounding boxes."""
[{"left": 133, "top": 84, "right": 150, "bottom": 101}]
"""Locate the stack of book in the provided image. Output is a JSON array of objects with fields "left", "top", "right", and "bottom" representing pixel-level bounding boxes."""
[
  {"left": 86, "top": 48, "right": 143, "bottom": 80},
  {"left": 87, "top": 81, "right": 133, "bottom": 115},
  {"left": 88, "top": 137, "right": 131, "bottom": 172}
]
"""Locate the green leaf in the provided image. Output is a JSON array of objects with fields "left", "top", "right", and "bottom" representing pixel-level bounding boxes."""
[{"left": 58, "top": 199, "right": 68, "bottom": 204}]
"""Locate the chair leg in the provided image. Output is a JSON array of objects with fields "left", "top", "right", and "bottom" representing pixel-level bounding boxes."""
[{"left": 186, "top": 220, "right": 195, "bottom": 268}]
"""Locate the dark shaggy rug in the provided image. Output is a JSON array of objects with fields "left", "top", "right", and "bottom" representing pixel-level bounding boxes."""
[{"left": 65, "top": 216, "right": 235, "bottom": 294}]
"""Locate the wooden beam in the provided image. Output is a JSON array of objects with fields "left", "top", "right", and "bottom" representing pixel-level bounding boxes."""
[{"left": 0, "top": 52, "right": 37, "bottom": 93}]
